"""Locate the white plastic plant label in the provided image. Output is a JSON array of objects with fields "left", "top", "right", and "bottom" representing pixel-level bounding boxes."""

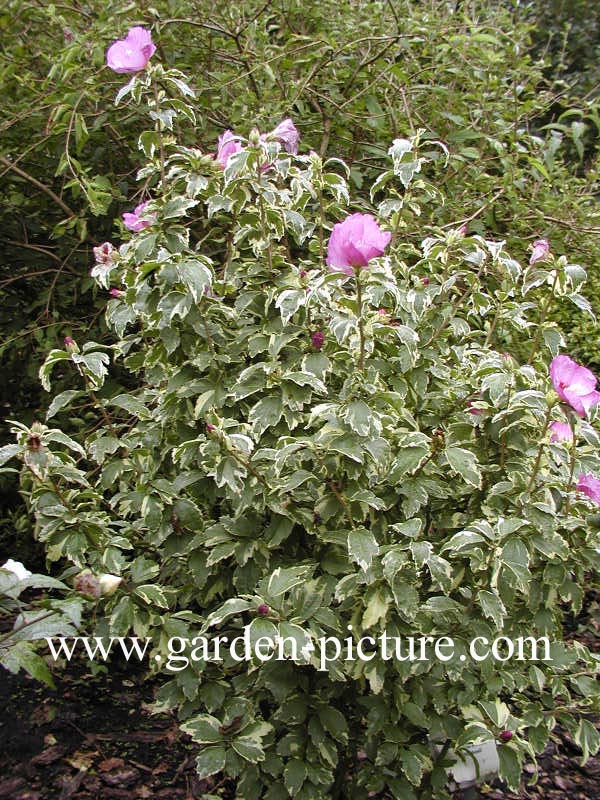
[{"left": 446, "top": 740, "right": 500, "bottom": 787}]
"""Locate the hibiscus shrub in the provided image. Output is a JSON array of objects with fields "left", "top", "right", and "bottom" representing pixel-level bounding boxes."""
[{"left": 4, "top": 32, "right": 600, "bottom": 800}]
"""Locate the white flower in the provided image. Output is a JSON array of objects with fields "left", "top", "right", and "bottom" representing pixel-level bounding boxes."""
[
  {"left": 99, "top": 573, "right": 122, "bottom": 596},
  {"left": 1, "top": 559, "right": 32, "bottom": 581}
]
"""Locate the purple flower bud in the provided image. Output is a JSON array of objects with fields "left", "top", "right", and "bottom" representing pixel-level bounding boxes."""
[
  {"left": 64, "top": 336, "right": 79, "bottom": 354},
  {"left": 422, "top": 277, "right": 430, "bottom": 285},
  {"left": 257, "top": 603, "right": 270, "bottom": 616},
  {"left": 299, "top": 270, "right": 307, "bottom": 279},
  {"left": 109, "top": 288, "right": 123, "bottom": 299},
  {"left": 311, "top": 331, "right": 325, "bottom": 350},
  {"left": 499, "top": 730, "right": 513, "bottom": 743},
  {"left": 206, "top": 423, "right": 215, "bottom": 433}
]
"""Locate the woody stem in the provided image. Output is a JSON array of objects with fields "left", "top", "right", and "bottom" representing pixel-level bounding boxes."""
[{"left": 356, "top": 274, "right": 365, "bottom": 372}]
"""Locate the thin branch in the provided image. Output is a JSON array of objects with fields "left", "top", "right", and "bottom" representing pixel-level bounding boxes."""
[{"left": 0, "top": 155, "right": 75, "bottom": 218}]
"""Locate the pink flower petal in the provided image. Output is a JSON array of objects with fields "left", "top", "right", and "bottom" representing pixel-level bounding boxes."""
[
  {"left": 577, "top": 473, "right": 600, "bottom": 504},
  {"left": 269, "top": 118, "right": 300, "bottom": 154},
  {"left": 529, "top": 238, "right": 550, "bottom": 265},
  {"left": 106, "top": 27, "right": 155, "bottom": 73},
  {"left": 326, "top": 213, "right": 390, "bottom": 272},
  {"left": 549, "top": 421, "right": 573, "bottom": 443},
  {"left": 550, "top": 355, "right": 600, "bottom": 417}
]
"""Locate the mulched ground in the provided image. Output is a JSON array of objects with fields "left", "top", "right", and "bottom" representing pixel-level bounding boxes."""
[{"left": 2, "top": 594, "right": 600, "bottom": 800}]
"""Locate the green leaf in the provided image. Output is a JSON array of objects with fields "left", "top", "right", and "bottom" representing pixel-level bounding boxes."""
[
  {"left": 400, "top": 748, "right": 431, "bottom": 786},
  {"left": 157, "top": 291, "right": 192, "bottom": 323},
  {"left": 195, "top": 746, "right": 226, "bottom": 778},
  {"left": 318, "top": 706, "right": 348, "bottom": 744},
  {"left": 109, "top": 394, "right": 150, "bottom": 419},
  {"left": 500, "top": 539, "right": 531, "bottom": 592},
  {"left": 46, "top": 390, "right": 81, "bottom": 420},
  {"left": 202, "top": 598, "right": 252, "bottom": 631},
  {"left": 162, "top": 197, "right": 198, "bottom": 220},
  {"left": 139, "top": 130, "right": 159, "bottom": 158},
  {"left": 0, "top": 444, "right": 21, "bottom": 467},
  {"left": 88, "top": 436, "right": 120, "bottom": 464},
  {"left": 575, "top": 718, "right": 600, "bottom": 765},
  {"left": 497, "top": 745, "right": 522, "bottom": 790},
  {"left": 268, "top": 566, "right": 313, "bottom": 597},
  {"left": 344, "top": 400, "right": 380, "bottom": 437},
  {"left": 362, "top": 588, "right": 390, "bottom": 628},
  {"left": 283, "top": 372, "right": 327, "bottom": 393},
  {"left": 278, "top": 622, "right": 313, "bottom": 660},
  {"left": 328, "top": 434, "right": 364, "bottom": 463},
  {"left": 348, "top": 527, "right": 379, "bottom": 571},
  {"left": 283, "top": 759, "right": 307, "bottom": 796},
  {"left": 45, "top": 430, "right": 85, "bottom": 457},
  {"left": 39, "top": 350, "right": 71, "bottom": 391},
  {"left": 389, "top": 433, "right": 430, "bottom": 479},
  {"left": 0, "top": 641, "right": 55, "bottom": 687},
  {"left": 233, "top": 736, "right": 266, "bottom": 762},
  {"left": 479, "top": 699, "right": 510, "bottom": 727},
  {"left": 275, "top": 289, "right": 306, "bottom": 323},
  {"left": 233, "top": 365, "right": 268, "bottom": 400},
  {"left": 249, "top": 396, "right": 283, "bottom": 437},
  {"left": 177, "top": 258, "right": 212, "bottom": 303},
  {"left": 478, "top": 590, "right": 506, "bottom": 630},
  {"left": 71, "top": 351, "right": 109, "bottom": 389},
  {"left": 445, "top": 446, "right": 481, "bottom": 488},
  {"left": 134, "top": 584, "right": 169, "bottom": 608},
  {"left": 181, "top": 714, "right": 222, "bottom": 744}
]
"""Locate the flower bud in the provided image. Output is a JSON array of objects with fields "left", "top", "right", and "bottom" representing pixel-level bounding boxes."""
[
  {"left": 248, "top": 127, "right": 261, "bottom": 146},
  {"left": 206, "top": 423, "right": 215, "bottom": 434},
  {"left": 422, "top": 277, "right": 430, "bottom": 286},
  {"left": 257, "top": 604, "right": 270, "bottom": 616},
  {"left": 499, "top": 730, "right": 513, "bottom": 743},
  {"left": 311, "top": 331, "right": 325, "bottom": 351},
  {"left": 99, "top": 573, "right": 122, "bottom": 596},
  {"left": 74, "top": 571, "right": 101, "bottom": 599},
  {"left": 109, "top": 288, "right": 123, "bottom": 299},
  {"left": 64, "top": 336, "right": 79, "bottom": 354}
]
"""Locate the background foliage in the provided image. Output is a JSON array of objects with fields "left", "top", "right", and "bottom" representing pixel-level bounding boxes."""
[{"left": 3, "top": 0, "right": 600, "bottom": 426}]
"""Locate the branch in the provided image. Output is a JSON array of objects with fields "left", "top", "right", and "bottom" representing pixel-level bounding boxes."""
[{"left": 0, "top": 155, "right": 76, "bottom": 219}]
